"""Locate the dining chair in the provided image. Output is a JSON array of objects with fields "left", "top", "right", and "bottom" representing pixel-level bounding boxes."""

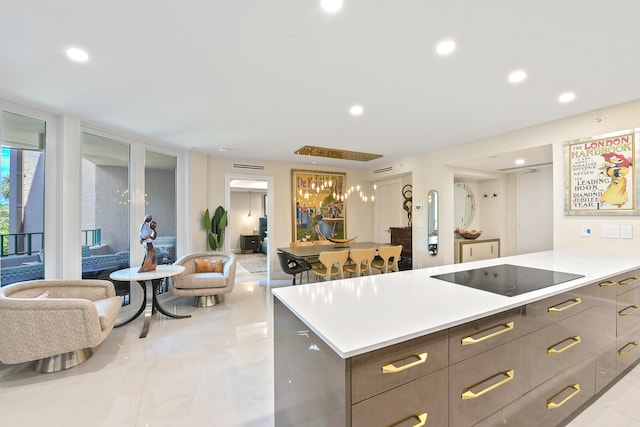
[
  {"left": 343, "top": 247, "right": 376, "bottom": 277},
  {"left": 277, "top": 251, "right": 312, "bottom": 285},
  {"left": 290, "top": 241, "right": 313, "bottom": 247},
  {"left": 371, "top": 245, "right": 403, "bottom": 274},
  {"left": 310, "top": 249, "right": 349, "bottom": 281}
]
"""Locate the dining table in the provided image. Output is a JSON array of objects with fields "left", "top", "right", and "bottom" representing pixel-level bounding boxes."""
[{"left": 277, "top": 241, "right": 395, "bottom": 261}]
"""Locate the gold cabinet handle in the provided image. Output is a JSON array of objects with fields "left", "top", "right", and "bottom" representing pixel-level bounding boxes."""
[
  {"left": 619, "top": 276, "right": 639, "bottom": 286},
  {"left": 461, "top": 369, "right": 514, "bottom": 400},
  {"left": 461, "top": 321, "right": 514, "bottom": 346},
  {"left": 547, "top": 336, "right": 581, "bottom": 355},
  {"left": 548, "top": 297, "right": 582, "bottom": 313},
  {"left": 598, "top": 280, "right": 616, "bottom": 287},
  {"left": 390, "top": 412, "right": 427, "bottom": 427},
  {"left": 382, "top": 352, "right": 428, "bottom": 374},
  {"left": 618, "top": 305, "right": 639, "bottom": 317},
  {"left": 618, "top": 341, "right": 639, "bottom": 356},
  {"left": 547, "top": 384, "right": 580, "bottom": 409}
]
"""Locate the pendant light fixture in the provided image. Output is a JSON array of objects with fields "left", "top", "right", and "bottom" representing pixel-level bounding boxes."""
[{"left": 247, "top": 191, "right": 253, "bottom": 219}]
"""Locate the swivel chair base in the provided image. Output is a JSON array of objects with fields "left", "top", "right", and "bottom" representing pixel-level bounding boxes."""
[
  {"left": 193, "top": 294, "right": 223, "bottom": 307},
  {"left": 35, "top": 348, "right": 93, "bottom": 373}
]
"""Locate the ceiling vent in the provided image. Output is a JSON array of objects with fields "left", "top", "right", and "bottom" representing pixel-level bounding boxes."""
[
  {"left": 373, "top": 166, "right": 393, "bottom": 174},
  {"left": 233, "top": 163, "right": 265, "bottom": 170}
]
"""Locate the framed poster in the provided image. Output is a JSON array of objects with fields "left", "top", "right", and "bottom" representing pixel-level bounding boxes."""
[
  {"left": 292, "top": 169, "right": 346, "bottom": 242},
  {"left": 565, "top": 129, "right": 638, "bottom": 215}
]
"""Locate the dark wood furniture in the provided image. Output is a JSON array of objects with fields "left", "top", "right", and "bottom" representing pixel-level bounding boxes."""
[
  {"left": 240, "top": 234, "right": 260, "bottom": 253},
  {"left": 389, "top": 227, "right": 412, "bottom": 269}
]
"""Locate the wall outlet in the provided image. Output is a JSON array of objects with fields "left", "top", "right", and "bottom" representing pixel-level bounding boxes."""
[
  {"left": 580, "top": 225, "right": 591, "bottom": 237},
  {"left": 602, "top": 225, "right": 619, "bottom": 238}
]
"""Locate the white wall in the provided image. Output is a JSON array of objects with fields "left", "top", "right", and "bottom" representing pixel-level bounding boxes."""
[{"left": 370, "top": 98, "right": 640, "bottom": 268}]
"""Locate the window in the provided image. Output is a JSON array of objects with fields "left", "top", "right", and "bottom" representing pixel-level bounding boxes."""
[
  {"left": 144, "top": 149, "right": 177, "bottom": 265},
  {"left": 0, "top": 112, "right": 46, "bottom": 285},
  {"left": 81, "top": 132, "right": 130, "bottom": 281}
]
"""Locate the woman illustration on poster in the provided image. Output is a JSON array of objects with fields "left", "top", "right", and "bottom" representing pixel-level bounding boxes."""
[{"left": 599, "top": 152, "right": 632, "bottom": 208}]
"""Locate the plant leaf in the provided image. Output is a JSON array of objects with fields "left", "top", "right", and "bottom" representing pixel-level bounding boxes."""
[{"left": 203, "top": 209, "right": 211, "bottom": 231}]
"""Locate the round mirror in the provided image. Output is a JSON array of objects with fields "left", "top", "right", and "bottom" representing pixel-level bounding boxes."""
[{"left": 454, "top": 182, "right": 475, "bottom": 229}]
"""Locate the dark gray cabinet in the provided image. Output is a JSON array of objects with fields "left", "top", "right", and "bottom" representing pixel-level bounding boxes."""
[
  {"left": 274, "top": 269, "right": 640, "bottom": 426},
  {"left": 240, "top": 234, "right": 260, "bottom": 253}
]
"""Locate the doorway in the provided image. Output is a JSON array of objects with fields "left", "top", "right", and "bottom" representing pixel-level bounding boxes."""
[
  {"left": 517, "top": 166, "right": 553, "bottom": 254},
  {"left": 225, "top": 174, "right": 273, "bottom": 281}
]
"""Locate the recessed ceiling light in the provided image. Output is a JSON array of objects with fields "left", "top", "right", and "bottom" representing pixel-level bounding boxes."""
[
  {"left": 65, "top": 47, "right": 89, "bottom": 62},
  {"left": 321, "top": 0, "right": 343, "bottom": 13},
  {"left": 508, "top": 70, "right": 527, "bottom": 83},
  {"left": 350, "top": 105, "right": 363, "bottom": 116},
  {"left": 515, "top": 159, "right": 525, "bottom": 165},
  {"left": 559, "top": 92, "right": 576, "bottom": 103},
  {"left": 436, "top": 40, "right": 456, "bottom": 55}
]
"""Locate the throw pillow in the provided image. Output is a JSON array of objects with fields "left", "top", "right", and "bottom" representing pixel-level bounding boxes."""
[
  {"left": 212, "top": 259, "right": 224, "bottom": 273},
  {"left": 195, "top": 258, "right": 225, "bottom": 273}
]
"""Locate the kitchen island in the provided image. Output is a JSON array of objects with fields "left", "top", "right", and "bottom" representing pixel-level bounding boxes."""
[{"left": 272, "top": 250, "right": 640, "bottom": 426}]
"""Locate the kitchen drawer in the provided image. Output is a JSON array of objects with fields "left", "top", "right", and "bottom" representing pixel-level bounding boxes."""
[
  {"left": 351, "top": 367, "right": 448, "bottom": 427},
  {"left": 520, "top": 286, "right": 597, "bottom": 334},
  {"left": 449, "top": 308, "right": 522, "bottom": 364},
  {"left": 617, "top": 286, "right": 640, "bottom": 337},
  {"left": 523, "top": 306, "right": 614, "bottom": 390},
  {"left": 351, "top": 330, "right": 448, "bottom": 403},
  {"left": 475, "top": 357, "right": 595, "bottom": 427},
  {"left": 595, "top": 344, "right": 617, "bottom": 393},
  {"left": 519, "top": 357, "right": 595, "bottom": 427},
  {"left": 616, "top": 323, "right": 640, "bottom": 375},
  {"left": 613, "top": 269, "right": 640, "bottom": 295},
  {"left": 449, "top": 337, "right": 526, "bottom": 426}
]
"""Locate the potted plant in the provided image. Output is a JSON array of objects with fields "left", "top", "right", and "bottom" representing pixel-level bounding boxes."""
[{"left": 203, "top": 206, "right": 228, "bottom": 250}]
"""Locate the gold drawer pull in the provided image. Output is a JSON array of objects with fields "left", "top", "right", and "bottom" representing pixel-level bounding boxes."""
[
  {"left": 548, "top": 297, "right": 582, "bottom": 313},
  {"left": 619, "top": 276, "right": 639, "bottom": 286},
  {"left": 382, "top": 352, "right": 428, "bottom": 374},
  {"left": 618, "top": 305, "right": 639, "bottom": 317},
  {"left": 598, "top": 280, "right": 616, "bottom": 287},
  {"left": 390, "top": 412, "right": 427, "bottom": 427},
  {"left": 618, "top": 341, "right": 639, "bottom": 356},
  {"left": 547, "top": 384, "right": 580, "bottom": 409},
  {"left": 461, "top": 321, "right": 514, "bottom": 346},
  {"left": 547, "top": 336, "right": 581, "bottom": 355},
  {"left": 461, "top": 369, "right": 514, "bottom": 400}
]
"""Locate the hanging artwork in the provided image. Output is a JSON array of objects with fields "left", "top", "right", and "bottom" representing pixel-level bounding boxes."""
[
  {"left": 292, "top": 169, "right": 346, "bottom": 242},
  {"left": 565, "top": 128, "right": 638, "bottom": 215}
]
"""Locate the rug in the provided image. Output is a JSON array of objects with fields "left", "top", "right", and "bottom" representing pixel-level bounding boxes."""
[{"left": 237, "top": 253, "right": 267, "bottom": 273}]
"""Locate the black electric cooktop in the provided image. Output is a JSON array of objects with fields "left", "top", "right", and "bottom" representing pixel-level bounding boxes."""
[{"left": 431, "top": 264, "right": 584, "bottom": 297}]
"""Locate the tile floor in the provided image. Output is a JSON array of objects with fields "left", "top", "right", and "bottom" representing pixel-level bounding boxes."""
[{"left": 0, "top": 263, "right": 638, "bottom": 426}]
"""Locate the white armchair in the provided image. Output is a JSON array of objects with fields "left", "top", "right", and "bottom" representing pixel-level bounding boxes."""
[
  {"left": 170, "top": 252, "right": 236, "bottom": 307},
  {"left": 0, "top": 279, "right": 121, "bottom": 372}
]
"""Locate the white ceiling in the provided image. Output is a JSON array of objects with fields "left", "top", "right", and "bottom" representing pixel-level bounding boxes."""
[{"left": 2, "top": 1, "right": 639, "bottom": 171}]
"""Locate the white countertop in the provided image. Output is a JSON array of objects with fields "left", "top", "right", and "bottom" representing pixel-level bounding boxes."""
[{"left": 272, "top": 250, "right": 640, "bottom": 358}]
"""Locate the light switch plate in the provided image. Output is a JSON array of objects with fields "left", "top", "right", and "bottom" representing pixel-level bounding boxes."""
[
  {"left": 620, "top": 225, "right": 633, "bottom": 239},
  {"left": 602, "top": 224, "right": 619, "bottom": 238}
]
